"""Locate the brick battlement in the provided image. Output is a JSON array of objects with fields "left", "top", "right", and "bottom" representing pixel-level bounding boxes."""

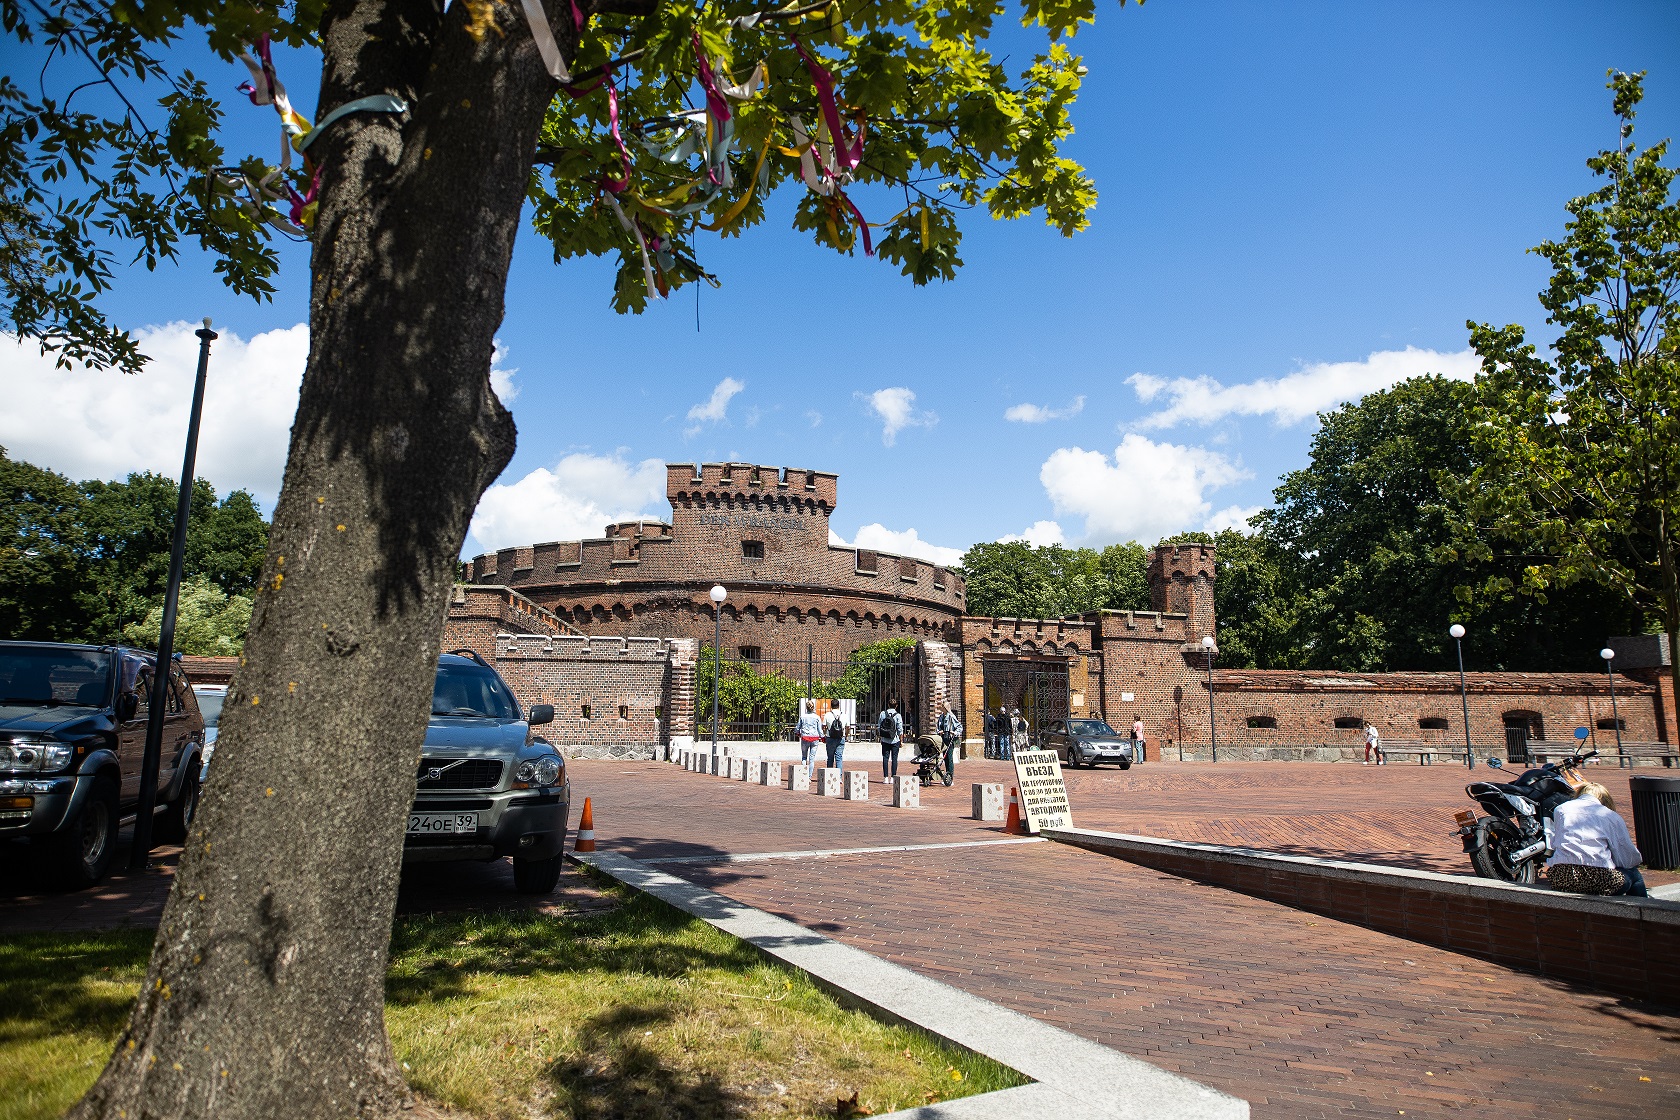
[{"left": 667, "top": 462, "right": 838, "bottom": 511}]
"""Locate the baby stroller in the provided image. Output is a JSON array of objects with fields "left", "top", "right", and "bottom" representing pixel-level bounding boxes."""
[{"left": 910, "top": 734, "right": 951, "bottom": 788}]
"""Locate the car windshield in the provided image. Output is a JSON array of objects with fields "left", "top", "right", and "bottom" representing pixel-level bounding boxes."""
[
  {"left": 1067, "top": 720, "right": 1117, "bottom": 737},
  {"left": 0, "top": 647, "right": 110, "bottom": 708},
  {"left": 195, "top": 690, "right": 225, "bottom": 728},
  {"left": 431, "top": 662, "right": 519, "bottom": 720}
]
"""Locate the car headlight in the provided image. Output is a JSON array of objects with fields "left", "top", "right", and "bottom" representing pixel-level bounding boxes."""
[
  {"left": 517, "top": 754, "right": 563, "bottom": 787},
  {"left": 0, "top": 739, "right": 74, "bottom": 772}
]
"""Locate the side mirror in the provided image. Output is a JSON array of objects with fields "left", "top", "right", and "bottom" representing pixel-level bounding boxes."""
[
  {"left": 528, "top": 704, "right": 554, "bottom": 726},
  {"left": 116, "top": 692, "right": 138, "bottom": 722},
  {"left": 1488, "top": 758, "right": 1504, "bottom": 769}
]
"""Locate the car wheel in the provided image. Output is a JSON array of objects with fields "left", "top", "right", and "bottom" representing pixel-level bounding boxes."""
[
  {"left": 154, "top": 767, "right": 200, "bottom": 844},
  {"left": 513, "top": 853, "right": 564, "bottom": 894},
  {"left": 45, "top": 775, "right": 118, "bottom": 889},
  {"left": 1119, "top": 760, "right": 1132, "bottom": 770},
  {"left": 1063, "top": 750, "right": 1078, "bottom": 769}
]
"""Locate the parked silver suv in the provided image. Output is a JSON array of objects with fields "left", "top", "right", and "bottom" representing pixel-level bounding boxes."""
[{"left": 403, "top": 650, "right": 569, "bottom": 893}]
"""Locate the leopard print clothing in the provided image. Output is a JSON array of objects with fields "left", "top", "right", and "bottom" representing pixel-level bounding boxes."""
[{"left": 1548, "top": 863, "right": 1626, "bottom": 895}]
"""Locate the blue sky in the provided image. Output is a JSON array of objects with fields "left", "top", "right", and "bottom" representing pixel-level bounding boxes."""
[{"left": 4, "top": 0, "right": 1677, "bottom": 563}]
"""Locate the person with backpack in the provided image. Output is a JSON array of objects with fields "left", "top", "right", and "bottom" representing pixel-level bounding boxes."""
[
  {"left": 878, "top": 699, "right": 904, "bottom": 781},
  {"left": 936, "top": 702, "right": 962, "bottom": 786},
  {"left": 825, "top": 707, "right": 847, "bottom": 769},
  {"left": 995, "top": 707, "right": 1011, "bottom": 760}
]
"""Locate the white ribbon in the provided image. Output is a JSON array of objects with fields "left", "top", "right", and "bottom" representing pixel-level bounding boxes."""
[{"left": 518, "top": 0, "right": 573, "bottom": 84}]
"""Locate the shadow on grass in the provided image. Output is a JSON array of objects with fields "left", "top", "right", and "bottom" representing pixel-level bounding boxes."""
[
  {"left": 0, "top": 929, "right": 153, "bottom": 1045},
  {"left": 549, "top": 1003, "right": 746, "bottom": 1120},
  {"left": 385, "top": 884, "right": 759, "bottom": 1007}
]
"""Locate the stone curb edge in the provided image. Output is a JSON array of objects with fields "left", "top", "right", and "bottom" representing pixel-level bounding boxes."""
[{"left": 569, "top": 850, "right": 1248, "bottom": 1120}]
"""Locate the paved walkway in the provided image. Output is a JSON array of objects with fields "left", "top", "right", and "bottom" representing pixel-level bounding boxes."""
[{"left": 575, "top": 760, "right": 1678, "bottom": 1119}]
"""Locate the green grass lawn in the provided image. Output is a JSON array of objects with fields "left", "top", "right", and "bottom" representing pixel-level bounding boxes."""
[{"left": 1, "top": 885, "right": 1024, "bottom": 1120}]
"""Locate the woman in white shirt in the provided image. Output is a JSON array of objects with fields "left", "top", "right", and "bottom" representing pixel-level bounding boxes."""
[{"left": 1546, "top": 781, "right": 1647, "bottom": 897}]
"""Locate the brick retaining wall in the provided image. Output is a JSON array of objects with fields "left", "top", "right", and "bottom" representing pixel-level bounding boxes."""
[{"left": 1047, "top": 827, "right": 1680, "bottom": 1007}]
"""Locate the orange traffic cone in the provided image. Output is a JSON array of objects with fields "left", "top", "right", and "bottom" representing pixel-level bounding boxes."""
[
  {"left": 1005, "top": 787, "right": 1024, "bottom": 836},
  {"left": 574, "top": 796, "right": 597, "bottom": 852}
]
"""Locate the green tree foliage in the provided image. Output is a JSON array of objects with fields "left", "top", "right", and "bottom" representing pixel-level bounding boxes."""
[
  {"left": 1464, "top": 71, "right": 1679, "bottom": 697},
  {"left": 123, "top": 575, "right": 254, "bottom": 654},
  {"left": 1256, "top": 377, "right": 1640, "bottom": 672},
  {"left": 958, "top": 540, "right": 1148, "bottom": 618},
  {"left": 0, "top": 449, "right": 90, "bottom": 640},
  {"left": 0, "top": 446, "right": 269, "bottom": 644},
  {"left": 3, "top": 0, "right": 1117, "bottom": 367}
]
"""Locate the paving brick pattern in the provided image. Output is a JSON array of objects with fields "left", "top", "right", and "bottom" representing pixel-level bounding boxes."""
[{"left": 677, "top": 839, "right": 1676, "bottom": 1119}]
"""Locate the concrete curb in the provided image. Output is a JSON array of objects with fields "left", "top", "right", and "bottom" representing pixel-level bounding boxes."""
[{"left": 571, "top": 849, "right": 1248, "bottom": 1120}]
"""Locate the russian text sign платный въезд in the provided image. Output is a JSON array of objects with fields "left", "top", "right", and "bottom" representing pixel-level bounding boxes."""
[{"left": 1011, "top": 750, "right": 1073, "bottom": 834}]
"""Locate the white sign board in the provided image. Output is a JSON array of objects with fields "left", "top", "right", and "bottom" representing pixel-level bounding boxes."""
[{"left": 1011, "top": 750, "right": 1074, "bottom": 834}]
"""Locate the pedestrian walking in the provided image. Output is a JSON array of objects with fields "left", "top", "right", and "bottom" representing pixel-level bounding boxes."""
[
  {"left": 1131, "top": 717, "right": 1147, "bottom": 764},
  {"left": 1363, "top": 722, "right": 1386, "bottom": 766},
  {"left": 936, "top": 702, "right": 962, "bottom": 786},
  {"left": 796, "top": 705, "right": 824, "bottom": 770},
  {"left": 825, "top": 707, "right": 846, "bottom": 770},
  {"left": 878, "top": 699, "right": 904, "bottom": 780}
]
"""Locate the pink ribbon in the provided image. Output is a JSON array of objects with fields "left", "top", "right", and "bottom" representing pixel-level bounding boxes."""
[
  {"left": 692, "top": 30, "right": 733, "bottom": 126},
  {"left": 840, "top": 191, "right": 873, "bottom": 256},
  {"left": 792, "top": 37, "right": 863, "bottom": 174}
]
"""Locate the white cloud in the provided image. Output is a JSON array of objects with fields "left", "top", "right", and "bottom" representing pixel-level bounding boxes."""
[
  {"left": 490, "top": 339, "right": 518, "bottom": 404},
  {"left": 1004, "top": 396, "right": 1085, "bottom": 424},
  {"left": 468, "top": 453, "right": 666, "bottom": 554},
  {"left": 1040, "top": 434, "right": 1252, "bottom": 545},
  {"left": 685, "top": 377, "right": 745, "bottom": 435},
  {"left": 1127, "top": 347, "right": 1479, "bottom": 429},
  {"left": 998, "top": 520, "right": 1066, "bottom": 547},
  {"left": 0, "top": 321, "right": 307, "bottom": 510},
  {"left": 805, "top": 409, "right": 823, "bottom": 428},
  {"left": 829, "top": 524, "right": 965, "bottom": 566},
  {"left": 1204, "top": 504, "right": 1264, "bottom": 533},
  {"left": 862, "top": 387, "right": 936, "bottom": 446}
]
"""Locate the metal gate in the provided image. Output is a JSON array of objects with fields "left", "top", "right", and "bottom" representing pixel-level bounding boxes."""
[
  {"left": 979, "top": 659, "right": 1070, "bottom": 757},
  {"left": 695, "top": 644, "right": 919, "bottom": 742}
]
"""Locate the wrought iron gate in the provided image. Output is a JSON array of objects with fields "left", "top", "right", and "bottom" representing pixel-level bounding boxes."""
[{"left": 979, "top": 659, "right": 1070, "bottom": 756}]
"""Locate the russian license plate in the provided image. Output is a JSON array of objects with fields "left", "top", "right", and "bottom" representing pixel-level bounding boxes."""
[
  {"left": 1453, "top": 810, "right": 1477, "bottom": 829},
  {"left": 407, "top": 812, "right": 477, "bottom": 836}
]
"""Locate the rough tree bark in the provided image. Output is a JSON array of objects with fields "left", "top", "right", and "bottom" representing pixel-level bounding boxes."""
[{"left": 70, "top": 1, "right": 574, "bottom": 1115}]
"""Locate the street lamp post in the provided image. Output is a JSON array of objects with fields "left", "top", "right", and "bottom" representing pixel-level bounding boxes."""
[
  {"left": 1450, "top": 624, "right": 1474, "bottom": 770},
  {"left": 1201, "top": 634, "right": 1217, "bottom": 763},
  {"left": 129, "top": 318, "right": 216, "bottom": 871},
  {"left": 709, "top": 584, "right": 727, "bottom": 756},
  {"left": 1601, "top": 646, "right": 1624, "bottom": 760}
]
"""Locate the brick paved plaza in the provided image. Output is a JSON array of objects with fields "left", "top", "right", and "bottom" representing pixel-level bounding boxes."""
[
  {"left": 4, "top": 758, "right": 1675, "bottom": 1117},
  {"left": 573, "top": 759, "right": 1678, "bottom": 1119}
]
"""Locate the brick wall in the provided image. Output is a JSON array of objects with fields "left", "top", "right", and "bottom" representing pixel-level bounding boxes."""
[
  {"left": 491, "top": 633, "right": 692, "bottom": 761},
  {"left": 1050, "top": 828, "right": 1680, "bottom": 1007}
]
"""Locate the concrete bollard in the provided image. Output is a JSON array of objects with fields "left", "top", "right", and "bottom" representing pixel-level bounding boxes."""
[
  {"left": 759, "top": 760, "right": 779, "bottom": 786},
  {"left": 786, "top": 763, "right": 810, "bottom": 791},
  {"left": 972, "top": 782, "right": 1005, "bottom": 821},
  {"left": 844, "top": 770, "right": 870, "bottom": 801},
  {"left": 735, "top": 757, "right": 752, "bottom": 781},
  {"left": 814, "top": 767, "right": 844, "bottom": 797},
  {"left": 892, "top": 775, "right": 920, "bottom": 808},
  {"left": 710, "top": 754, "right": 724, "bottom": 776}
]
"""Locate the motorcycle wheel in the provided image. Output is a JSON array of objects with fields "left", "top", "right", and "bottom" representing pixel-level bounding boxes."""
[{"left": 1469, "top": 820, "right": 1539, "bottom": 885}]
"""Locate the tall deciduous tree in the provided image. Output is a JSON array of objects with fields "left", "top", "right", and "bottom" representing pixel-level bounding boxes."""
[
  {"left": 1, "top": 1, "right": 1121, "bottom": 1116},
  {"left": 1466, "top": 70, "right": 1679, "bottom": 698}
]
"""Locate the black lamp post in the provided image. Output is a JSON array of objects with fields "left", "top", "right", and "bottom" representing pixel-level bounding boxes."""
[
  {"left": 709, "top": 584, "right": 726, "bottom": 757},
  {"left": 129, "top": 318, "right": 216, "bottom": 870},
  {"left": 1600, "top": 646, "right": 1623, "bottom": 760},
  {"left": 1450, "top": 624, "right": 1474, "bottom": 770},
  {"left": 1201, "top": 634, "right": 1217, "bottom": 762}
]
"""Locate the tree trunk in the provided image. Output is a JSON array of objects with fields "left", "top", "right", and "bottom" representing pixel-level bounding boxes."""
[{"left": 71, "top": 2, "right": 571, "bottom": 1115}]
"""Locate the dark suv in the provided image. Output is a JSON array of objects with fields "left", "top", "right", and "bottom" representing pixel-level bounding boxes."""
[
  {"left": 403, "top": 650, "right": 569, "bottom": 893},
  {"left": 0, "top": 641, "right": 207, "bottom": 887}
]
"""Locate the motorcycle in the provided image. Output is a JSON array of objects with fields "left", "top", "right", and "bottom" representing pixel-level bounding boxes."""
[{"left": 1453, "top": 748, "right": 1597, "bottom": 884}]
